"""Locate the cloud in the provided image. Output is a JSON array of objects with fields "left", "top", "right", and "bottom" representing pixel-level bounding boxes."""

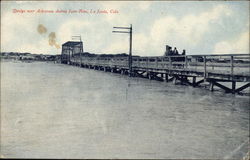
[
  {"left": 102, "top": 2, "right": 131, "bottom": 26},
  {"left": 213, "top": 31, "right": 249, "bottom": 54},
  {"left": 1, "top": 1, "right": 248, "bottom": 56},
  {"left": 1, "top": 12, "right": 35, "bottom": 44},
  {"left": 101, "top": 1, "right": 151, "bottom": 26},
  {"left": 102, "top": 33, "right": 151, "bottom": 55},
  {"left": 103, "top": 37, "right": 129, "bottom": 54},
  {"left": 133, "top": 33, "right": 150, "bottom": 55},
  {"left": 18, "top": 38, "right": 49, "bottom": 54},
  {"left": 138, "top": 1, "right": 152, "bottom": 10},
  {"left": 1, "top": 10, "right": 41, "bottom": 53},
  {"left": 149, "top": 4, "right": 233, "bottom": 51},
  {"left": 101, "top": 1, "right": 129, "bottom": 10},
  {"left": 1, "top": 1, "right": 65, "bottom": 54},
  {"left": 57, "top": 19, "right": 90, "bottom": 45}
]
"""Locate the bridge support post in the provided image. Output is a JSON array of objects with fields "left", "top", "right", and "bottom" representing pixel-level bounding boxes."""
[
  {"left": 203, "top": 56, "right": 207, "bottom": 80},
  {"left": 173, "top": 77, "right": 177, "bottom": 85},
  {"left": 161, "top": 73, "right": 164, "bottom": 79},
  {"left": 192, "top": 77, "right": 196, "bottom": 87},
  {"left": 232, "top": 81, "right": 236, "bottom": 94},
  {"left": 148, "top": 72, "right": 152, "bottom": 80},
  {"left": 180, "top": 76, "right": 188, "bottom": 85},
  {"left": 165, "top": 74, "right": 169, "bottom": 82},
  {"left": 209, "top": 82, "right": 214, "bottom": 91}
]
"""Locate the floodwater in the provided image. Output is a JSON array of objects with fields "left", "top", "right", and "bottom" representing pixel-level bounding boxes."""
[{"left": 1, "top": 60, "right": 249, "bottom": 159}]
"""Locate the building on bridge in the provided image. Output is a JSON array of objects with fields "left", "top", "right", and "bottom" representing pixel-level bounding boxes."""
[{"left": 61, "top": 41, "right": 83, "bottom": 64}]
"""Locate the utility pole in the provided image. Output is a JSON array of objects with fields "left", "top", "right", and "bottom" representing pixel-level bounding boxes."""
[{"left": 112, "top": 24, "right": 133, "bottom": 76}]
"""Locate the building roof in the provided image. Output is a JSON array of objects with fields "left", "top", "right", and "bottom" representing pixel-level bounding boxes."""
[{"left": 62, "top": 41, "right": 82, "bottom": 46}]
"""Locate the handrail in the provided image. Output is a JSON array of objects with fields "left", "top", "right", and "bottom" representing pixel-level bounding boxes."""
[{"left": 67, "top": 54, "right": 250, "bottom": 78}]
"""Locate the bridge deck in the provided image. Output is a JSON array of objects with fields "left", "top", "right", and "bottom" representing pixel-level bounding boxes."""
[{"left": 63, "top": 54, "right": 250, "bottom": 93}]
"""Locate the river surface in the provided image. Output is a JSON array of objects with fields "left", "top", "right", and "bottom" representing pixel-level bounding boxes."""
[{"left": 1, "top": 60, "right": 249, "bottom": 159}]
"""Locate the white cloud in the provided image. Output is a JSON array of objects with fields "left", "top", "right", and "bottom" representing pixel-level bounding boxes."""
[
  {"left": 1, "top": 2, "right": 248, "bottom": 57},
  {"left": 99, "top": 4, "right": 236, "bottom": 56},
  {"left": 101, "top": 1, "right": 131, "bottom": 25},
  {"left": 0, "top": 1, "right": 62, "bottom": 54},
  {"left": 149, "top": 4, "right": 233, "bottom": 52},
  {"left": 133, "top": 33, "right": 150, "bottom": 55},
  {"left": 18, "top": 38, "right": 49, "bottom": 54},
  {"left": 213, "top": 31, "right": 249, "bottom": 54},
  {"left": 1, "top": 11, "right": 40, "bottom": 52},
  {"left": 101, "top": 1, "right": 152, "bottom": 11},
  {"left": 101, "top": 1, "right": 151, "bottom": 26},
  {"left": 138, "top": 1, "right": 152, "bottom": 10},
  {"left": 102, "top": 37, "right": 129, "bottom": 54},
  {"left": 57, "top": 19, "right": 90, "bottom": 45}
]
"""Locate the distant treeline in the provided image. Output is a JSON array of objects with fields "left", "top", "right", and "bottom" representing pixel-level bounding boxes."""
[
  {"left": 0, "top": 52, "right": 60, "bottom": 61},
  {"left": 0, "top": 52, "right": 133, "bottom": 62}
]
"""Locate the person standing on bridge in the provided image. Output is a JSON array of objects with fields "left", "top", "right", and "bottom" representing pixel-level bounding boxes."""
[
  {"left": 182, "top": 50, "right": 186, "bottom": 55},
  {"left": 173, "top": 47, "right": 179, "bottom": 55},
  {"left": 169, "top": 47, "right": 173, "bottom": 56}
]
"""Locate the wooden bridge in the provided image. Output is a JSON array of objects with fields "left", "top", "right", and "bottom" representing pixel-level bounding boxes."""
[{"left": 63, "top": 54, "right": 250, "bottom": 94}]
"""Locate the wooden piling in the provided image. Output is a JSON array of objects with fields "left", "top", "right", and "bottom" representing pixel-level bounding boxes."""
[
  {"left": 165, "top": 74, "right": 169, "bottom": 82},
  {"left": 204, "top": 56, "right": 207, "bottom": 80},
  {"left": 232, "top": 81, "right": 236, "bottom": 94},
  {"left": 209, "top": 82, "right": 214, "bottom": 91},
  {"left": 192, "top": 77, "right": 196, "bottom": 87}
]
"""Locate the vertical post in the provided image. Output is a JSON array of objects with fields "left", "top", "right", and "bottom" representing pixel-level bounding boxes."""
[
  {"left": 128, "top": 24, "right": 133, "bottom": 77},
  {"left": 156, "top": 57, "right": 158, "bottom": 68},
  {"left": 146, "top": 57, "right": 149, "bottom": 69},
  {"left": 148, "top": 72, "right": 151, "bottom": 80},
  {"left": 185, "top": 56, "right": 188, "bottom": 69},
  {"left": 204, "top": 56, "right": 207, "bottom": 80},
  {"left": 173, "top": 77, "right": 177, "bottom": 85},
  {"left": 68, "top": 48, "right": 71, "bottom": 64},
  {"left": 161, "top": 73, "right": 164, "bottom": 78},
  {"left": 169, "top": 56, "right": 172, "bottom": 69},
  {"left": 209, "top": 82, "right": 214, "bottom": 91},
  {"left": 231, "top": 56, "right": 235, "bottom": 94},
  {"left": 61, "top": 46, "right": 63, "bottom": 63},
  {"left": 231, "top": 56, "right": 234, "bottom": 80},
  {"left": 165, "top": 73, "right": 169, "bottom": 82},
  {"left": 80, "top": 41, "right": 83, "bottom": 67},
  {"left": 192, "top": 77, "right": 196, "bottom": 87},
  {"left": 232, "top": 81, "right": 236, "bottom": 94}
]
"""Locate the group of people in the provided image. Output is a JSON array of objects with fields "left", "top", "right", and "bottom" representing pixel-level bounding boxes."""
[{"left": 168, "top": 47, "right": 186, "bottom": 56}]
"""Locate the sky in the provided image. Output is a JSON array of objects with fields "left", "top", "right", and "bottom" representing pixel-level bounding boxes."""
[{"left": 1, "top": 1, "right": 249, "bottom": 56}]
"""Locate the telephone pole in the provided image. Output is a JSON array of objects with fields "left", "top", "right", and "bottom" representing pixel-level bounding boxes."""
[{"left": 112, "top": 24, "right": 133, "bottom": 76}]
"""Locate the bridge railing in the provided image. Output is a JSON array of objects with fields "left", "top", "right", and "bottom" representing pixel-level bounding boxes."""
[
  {"left": 70, "top": 54, "right": 249, "bottom": 78},
  {"left": 186, "top": 54, "right": 250, "bottom": 78},
  {"left": 130, "top": 54, "right": 250, "bottom": 77}
]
